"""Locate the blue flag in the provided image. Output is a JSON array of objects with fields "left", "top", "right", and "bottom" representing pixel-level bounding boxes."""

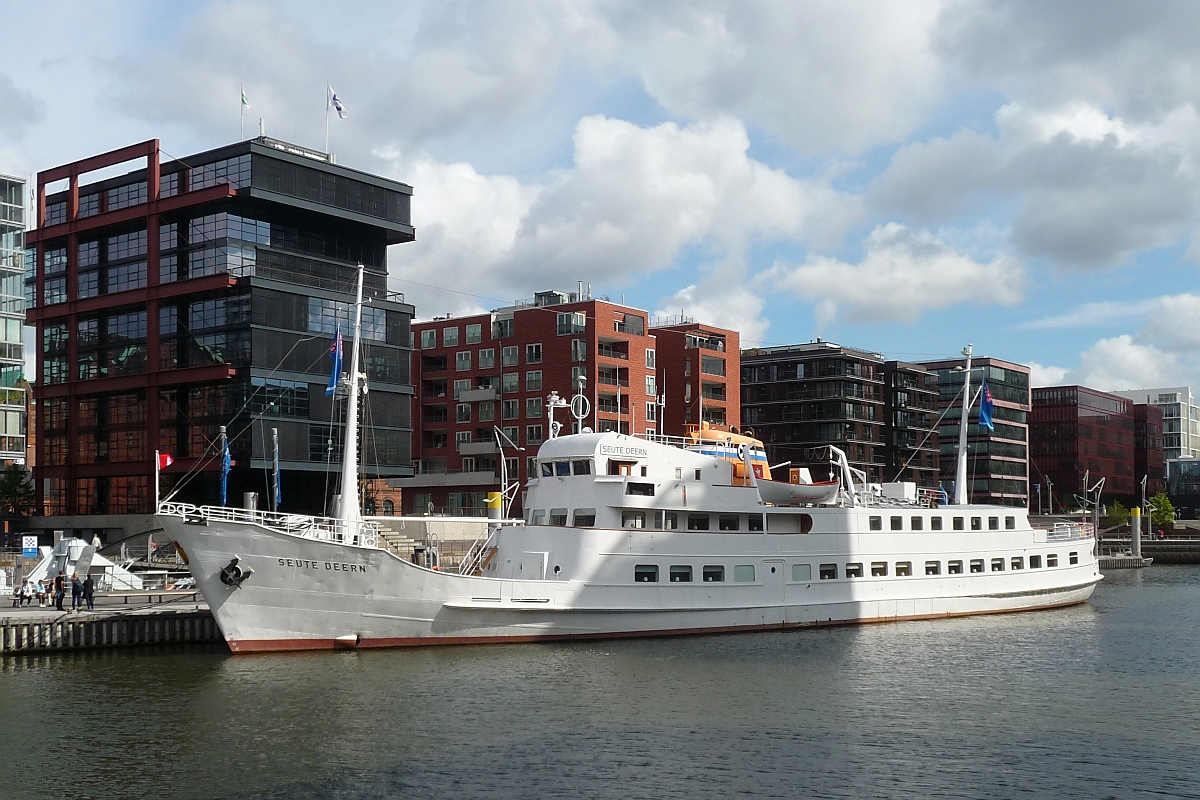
[
  {"left": 220, "top": 437, "right": 231, "bottom": 506},
  {"left": 326, "top": 329, "right": 343, "bottom": 396},
  {"left": 979, "top": 378, "right": 995, "bottom": 432}
]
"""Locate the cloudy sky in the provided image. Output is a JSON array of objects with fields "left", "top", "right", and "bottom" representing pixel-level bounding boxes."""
[{"left": 3, "top": 0, "right": 1199, "bottom": 391}]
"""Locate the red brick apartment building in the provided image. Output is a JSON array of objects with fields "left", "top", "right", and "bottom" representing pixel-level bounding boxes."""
[{"left": 402, "top": 290, "right": 739, "bottom": 515}]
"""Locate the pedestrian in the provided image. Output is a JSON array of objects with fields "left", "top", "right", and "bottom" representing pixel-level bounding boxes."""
[
  {"left": 10, "top": 580, "right": 21, "bottom": 608},
  {"left": 22, "top": 579, "right": 34, "bottom": 607},
  {"left": 91, "top": 533, "right": 101, "bottom": 550},
  {"left": 70, "top": 572, "right": 83, "bottom": 611},
  {"left": 83, "top": 574, "right": 95, "bottom": 611},
  {"left": 36, "top": 580, "right": 46, "bottom": 607},
  {"left": 53, "top": 572, "right": 65, "bottom": 611}
]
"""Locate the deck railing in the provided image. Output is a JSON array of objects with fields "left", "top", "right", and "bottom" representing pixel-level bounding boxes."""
[{"left": 158, "top": 502, "right": 379, "bottom": 548}]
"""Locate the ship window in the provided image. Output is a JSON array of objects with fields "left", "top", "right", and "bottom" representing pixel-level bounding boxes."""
[
  {"left": 622, "top": 511, "right": 645, "bottom": 529},
  {"left": 991, "top": 558, "right": 1004, "bottom": 572},
  {"left": 925, "top": 561, "right": 941, "bottom": 575},
  {"left": 573, "top": 508, "right": 596, "bottom": 527},
  {"left": 970, "top": 559, "right": 984, "bottom": 573},
  {"left": 695, "top": 469, "right": 703, "bottom": 481},
  {"left": 989, "top": 516, "right": 1000, "bottom": 530},
  {"left": 555, "top": 461, "right": 570, "bottom": 476},
  {"left": 948, "top": 560, "right": 963, "bottom": 575},
  {"left": 931, "top": 517, "right": 943, "bottom": 530},
  {"left": 1029, "top": 555, "right": 1042, "bottom": 568},
  {"left": 634, "top": 565, "right": 659, "bottom": 583},
  {"left": 675, "top": 468, "right": 682, "bottom": 479},
  {"left": 799, "top": 514, "right": 813, "bottom": 534},
  {"left": 640, "top": 466, "right": 648, "bottom": 477},
  {"left": 953, "top": 517, "right": 964, "bottom": 531},
  {"left": 541, "top": 463, "right": 553, "bottom": 477},
  {"left": 718, "top": 515, "right": 739, "bottom": 531},
  {"left": 1005, "top": 516, "right": 1016, "bottom": 530},
  {"left": 869, "top": 516, "right": 883, "bottom": 531},
  {"left": 669, "top": 565, "right": 693, "bottom": 583},
  {"left": 549, "top": 508, "right": 568, "bottom": 526},
  {"left": 871, "top": 561, "right": 888, "bottom": 577},
  {"left": 890, "top": 516, "right": 903, "bottom": 531},
  {"left": 845, "top": 562, "right": 864, "bottom": 578},
  {"left": 748, "top": 515, "right": 764, "bottom": 532},
  {"left": 1048, "top": 554, "right": 1059, "bottom": 567},
  {"left": 687, "top": 513, "right": 710, "bottom": 531},
  {"left": 1069, "top": 552, "right": 1078, "bottom": 565},
  {"left": 911, "top": 516, "right": 923, "bottom": 531},
  {"left": 792, "top": 563, "right": 811, "bottom": 581},
  {"left": 1011, "top": 556, "right": 1023, "bottom": 570},
  {"left": 626, "top": 482, "right": 654, "bottom": 496},
  {"left": 733, "top": 565, "right": 755, "bottom": 582},
  {"left": 971, "top": 517, "right": 982, "bottom": 531},
  {"left": 655, "top": 511, "right": 678, "bottom": 530},
  {"left": 819, "top": 563, "right": 838, "bottom": 580},
  {"left": 895, "top": 562, "right": 912, "bottom": 577},
  {"left": 530, "top": 509, "right": 546, "bottom": 525},
  {"left": 572, "top": 460, "right": 592, "bottom": 475},
  {"left": 703, "top": 565, "right": 725, "bottom": 582}
]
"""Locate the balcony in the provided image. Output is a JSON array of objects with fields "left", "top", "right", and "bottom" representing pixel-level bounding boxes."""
[
  {"left": 459, "top": 387, "right": 499, "bottom": 402},
  {"left": 458, "top": 440, "right": 499, "bottom": 455},
  {"left": 400, "top": 470, "right": 497, "bottom": 488}
]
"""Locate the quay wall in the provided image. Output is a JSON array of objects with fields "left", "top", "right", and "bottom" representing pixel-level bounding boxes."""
[{"left": 1, "top": 609, "right": 222, "bottom": 655}]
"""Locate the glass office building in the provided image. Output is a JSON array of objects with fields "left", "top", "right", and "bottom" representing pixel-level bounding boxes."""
[{"left": 0, "top": 175, "right": 26, "bottom": 463}]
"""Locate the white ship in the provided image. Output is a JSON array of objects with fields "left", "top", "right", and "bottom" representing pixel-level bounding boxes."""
[{"left": 158, "top": 268, "right": 1100, "bottom": 653}]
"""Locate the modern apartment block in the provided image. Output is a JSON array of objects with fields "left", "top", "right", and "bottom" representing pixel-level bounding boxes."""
[
  {"left": 1111, "top": 387, "right": 1199, "bottom": 461},
  {"left": 26, "top": 138, "right": 415, "bottom": 517},
  {"left": 918, "top": 355, "right": 1030, "bottom": 507},
  {"left": 1134, "top": 403, "right": 1166, "bottom": 501},
  {"left": 403, "top": 291, "right": 740, "bottom": 515},
  {"left": 0, "top": 175, "right": 27, "bottom": 464},
  {"left": 1029, "top": 385, "right": 1137, "bottom": 510},
  {"left": 650, "top": 318, "right": 740, "bottom": 434},
  {"left": 881, "top": 360, "right": 940, "bottom": 488}
]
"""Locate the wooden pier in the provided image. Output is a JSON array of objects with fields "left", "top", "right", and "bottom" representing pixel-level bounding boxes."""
[{"left": 0, "top": 607, "right": 222, "bottom": 655}]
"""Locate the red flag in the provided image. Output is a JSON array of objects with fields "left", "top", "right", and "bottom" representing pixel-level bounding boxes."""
[{"left": 158, "top": 453, "right": 174, "bottom": 469}]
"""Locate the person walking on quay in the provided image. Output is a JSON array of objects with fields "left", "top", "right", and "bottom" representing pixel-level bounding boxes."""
[
  {"left": 53, "top": 572, "right": 65, "bottom": 611},
  {"left": 83, "top": 574, "right": 95, "bottom": 611},
  {"left": 70, "top": 572, "right": 83, "bottom": 611}
]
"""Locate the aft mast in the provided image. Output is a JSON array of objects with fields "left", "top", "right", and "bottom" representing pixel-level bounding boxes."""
[
  {"left": 953, "top": 343, "right": 973, "bottom": 506},
  {"left": 334, "top": 264, "right": 366, "bottom": 538}
]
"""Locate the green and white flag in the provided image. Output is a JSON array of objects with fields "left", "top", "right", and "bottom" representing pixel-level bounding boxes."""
[{"left": 241, "top": 85, "right": 250, "bottom": 109}]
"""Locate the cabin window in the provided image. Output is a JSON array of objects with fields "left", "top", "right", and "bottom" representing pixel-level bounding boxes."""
[
  {"left": 799, "top": 514, "right": 814, "bottom": 534},
  {"left": 931, "top": 517, "right": 943, "bottom": 531},
  {"left": 925, "top": 561, "right": 941, "bottom": 575},
  {"left": 890, "top": 516, "right": 903, "bottom": 531},
  {"left": 871, "top": 562, "right": 888, "bottom": 577},
  {"left": 670, "top": 565, "right": 693, "bottom": 583},
  {"left": 1005, "top": 516, "right": 1016, "bottom": 530},
  {"left": 733, "top": 565, "right": 755, "bottom": 582},
  {"left": 1011, "top": 557, "right": 1023, "bottom": 570},
  {"left": 541, "top": 463, "right": 553, "bottom": 477},
  {"left": 819, "top": 563, "right": 838, "bottom": 580},
  {"left": 869, "top": 516, "right": 883, "bottom": 531},
  {"left": 895, "top": 561, "right": 912, "bottom": 577},
  {"left": 675, "top": 468, "right": 682, "bottom": 479},
  {"left": 529, "top": 510, "right": 546, "bottom": 526},
  {"left": 792, "top": 563, "right": 812, "bottom": 581},
  {"left": 640, "top": 466, "right": 648, "bottom": 477},
  {"left": 953, "top": 517, "right": 964, "bottom": 531},
  {"left": 555, "top": 461, "right": 571, "bottom": 477},
  {"left": 991, "top": 558, "right": 1004, "bottom": 572},
  {"left": 970, "top": 517, "right": 982, "bottom": 531},
  {"left": 694, "top": 469, "right": 703, "bottom": 481},
  {"left": 1069, "top": 552, "right": 1078, "bottom": 565},
  {"left": 718, "top": 515, "right": 740, "bottom": 531},
  {"left": 748, "top": 515, "right": 764, "bottom": 532},
  {"left": 687, "top": 514, "right": 710, "bottom": 531},
  {"left": 948, "top": 560, "right": 963, "bottom": 575},
  {"left": 610, "top": 461, "right": 635, "bottom": 476},
  {"left": 626, "top": 482, "right": 655, "bottom": 496},
  {"left": 634, "top": 565, "right": 659, "bottom": 583},
  {"left": 655, "top": 511, "right": 678, "bottom": 530},
  {"left": 622, "top": 511, "right": 645, "bottom": 529},
  {"left": 1029, "top": 555, "right": 1042, "bottom": 568},
  {"left": 572, "top": 508, "right": 596, "bottom": 527},
  {"left": 549, "top": 508, "right": 568, "bottom": 525},
  {"left": 1048, "top": 554, "right": 1059, "bottom": 567},
  {"left": 911, "top": 516, "right": 923, "bottom": 531},
  {"left": 572, "top": 460, "right": 592, "bottom": 475},
  {"left": 969, "top": 559, "right": 984, "bottom": 573},
  {"left": 989, "top": 516, "right": 1000, "bottom": 530},
  {"left": 703, "top": 565, "right": 725, "bottom": 582},
  {"left": 845, "top": 563, "right": 864, "bottom": 578}
]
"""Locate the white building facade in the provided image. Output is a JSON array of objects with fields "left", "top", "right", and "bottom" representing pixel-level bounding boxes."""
[
  {"left": 0, "top": 175, "right": 26, "bottom": 463},
  {"left": 1113, "top": 387, "right": 1199, "bottom": 461}
]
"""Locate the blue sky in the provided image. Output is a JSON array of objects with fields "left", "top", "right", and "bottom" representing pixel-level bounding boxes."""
[{"left": 2, "top": 1, "right": 1199, "bottom": 389}]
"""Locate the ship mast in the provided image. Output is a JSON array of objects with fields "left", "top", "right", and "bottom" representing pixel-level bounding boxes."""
[
  {"left": 953, "top": 343, "right": 973, "bottom": 506},
  {"left": 335, "top": 265, "right": 366, "bottom": 534}
]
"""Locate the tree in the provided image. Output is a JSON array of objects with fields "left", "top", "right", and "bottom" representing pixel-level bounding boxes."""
[
  {"left": 0, "top": 463, "right": 34, "bottom": 516},
  {"left": 1107, "top": 500, "right": 1129, "bottom": 528},
  {"left": 1149, "top": 491, "right": 1175, "bottom": 529}
]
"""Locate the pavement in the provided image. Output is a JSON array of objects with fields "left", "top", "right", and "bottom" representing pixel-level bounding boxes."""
[{"left": 1, "top": 592, "right": 208, "bottom": 623}]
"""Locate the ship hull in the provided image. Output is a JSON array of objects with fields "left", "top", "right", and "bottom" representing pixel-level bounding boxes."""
[{"left": 164, "top": 516, "right": 1100, "bottom": 654}]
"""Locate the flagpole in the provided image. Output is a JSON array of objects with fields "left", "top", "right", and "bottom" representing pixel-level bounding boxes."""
[
  {"left": 272, "top": 426, "right": 281, "bottom": 512},
  {"left": 325, "top": 84, "right": 331, "bottom": 152},
  {"left": 240, "top": 84, "right": 244, "bottom": 140}
]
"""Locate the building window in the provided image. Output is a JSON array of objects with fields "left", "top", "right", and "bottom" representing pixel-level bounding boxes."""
[
  {"left": 526, "top": 397, "right": 542, "bottom": 418},
  {"left": 479, "top": 348, "right": 495, "bottom": 369},
  {"left": 571, "top": 339, "right": 587, "bottom": 362},
  {"left": 701, "top": 355, "right": 725, "bottom": 376},
  {"left": 479, "top": 401, "right": 495, "bottom": 422},
  {"left": 526, "top": 343, "right": 542, "bottom": 364},
  {"left": 645, "top": 402, "right": 657, "bottom": 422},
  {"left": 453, "top": 379, "right": 471, "bottom": 398},
  {"left": 646, "top": 375, "right": 656, "bottom": 396},
  {"left": 526, "top": 370, "right": 543, "bottom": 391},
  {"left": 502, "top": 373, "right": 518, "bottom": 394},
  {"left": 443, "top": 327, "right": 458, "bottom": 347},
  {"left": 465, "top": 323, "right": 482, "bottom": 344},
  {"left": 557, "top": 311, "right": 586, "bottom": 335},
  {"left": 502, "top": 346, "right": 519, "bottom": 367},
  {"left": 492, "top": 318, "right": 514, "bottom": 339},
  {"left": 456, "top": 351, "right": 471, "bottom": 371},
  {"left": 456, "top": 403, "right": 471, "bottom": 423},
  {"left": 527, "top": 425, "right": 544, "bottom": 445},
  {"left": 645, "top": 349, "right": 655, "bottom": 368},
  {"left": 503, "top": 399, "right": 519, "bottom": 419},
  {"left": 421, "top": 330, "right": 435, "bottom": 349},
  {"left": 455, "top": 431, "right": 472, "bottom": 446}
]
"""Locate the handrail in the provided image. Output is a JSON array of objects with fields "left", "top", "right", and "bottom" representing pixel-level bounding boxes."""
[{"left": 158, "top": 502, "right": 379, "bottom": 547}]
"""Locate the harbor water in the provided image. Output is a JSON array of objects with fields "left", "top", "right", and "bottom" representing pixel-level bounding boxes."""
[{"left": 4, "top": 567, "right": 1200, "bottom": 799}]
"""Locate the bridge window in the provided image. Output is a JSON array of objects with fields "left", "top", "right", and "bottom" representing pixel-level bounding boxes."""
[
  {"left": 572, "top": 460, "right": 592, "bottom": 475},
  {"left": 572, "top": 508, "right": 596, "bottom": 527},
  {"left": 549, "top": 508, "right": 567, "bottom": 525}
]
